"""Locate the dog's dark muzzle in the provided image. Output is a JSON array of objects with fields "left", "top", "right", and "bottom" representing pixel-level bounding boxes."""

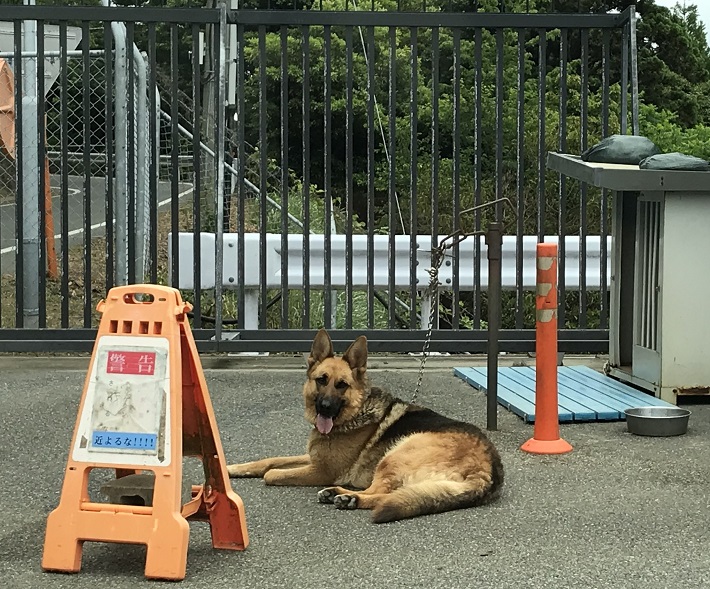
[{"left": 315, "top": 394, "right": 344, "bottom": 419}]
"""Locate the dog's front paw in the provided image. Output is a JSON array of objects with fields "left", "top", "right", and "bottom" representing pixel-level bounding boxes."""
[
  {"left": 334, "top": 494, "right": 358, "bottom": 510},
  {"left": 317, "top": 488, "right": 337, "bottom": 504}
]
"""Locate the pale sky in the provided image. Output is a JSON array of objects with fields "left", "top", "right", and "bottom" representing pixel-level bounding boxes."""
[{"left": 653, "top": 0, "right": 710, "bottom": 47}]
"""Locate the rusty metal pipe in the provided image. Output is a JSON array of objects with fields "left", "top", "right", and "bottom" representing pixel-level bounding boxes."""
[{"left": 485, "top": 222, "right": 503, "bottom": 431}]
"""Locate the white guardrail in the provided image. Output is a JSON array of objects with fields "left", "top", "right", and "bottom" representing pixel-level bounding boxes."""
[
  {"left": 169, "top": 232, "right": 612, "bottom": 290},
  {"left": 168, "top": 233, "right": 612, "bottom": 328}
]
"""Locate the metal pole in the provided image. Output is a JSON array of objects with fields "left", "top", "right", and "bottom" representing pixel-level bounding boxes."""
[
  {"left": 485, "top": 222, "right": 503, "bottom": 431},
  {"left": 110, "top": 18, "right": 128, "bottom": 285},
  {"left": 214, "top": 3, "right": 227, "bottom": 342},
  {"left": 100, "top": 1, "right": 149, "bottom": 285},
  {"left": 132, "top": 46, "right": 148, "bottom": 282},
  {"left": 21, "top": 0, "right": 40, "bottom": 328}
]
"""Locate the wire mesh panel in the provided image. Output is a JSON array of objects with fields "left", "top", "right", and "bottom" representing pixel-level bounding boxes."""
[
  {"left": 0, "top": 39, "right": 154, "bottom": 327},
  {"left": 0, "top": 6, "right": 220, "bottom": 338}
]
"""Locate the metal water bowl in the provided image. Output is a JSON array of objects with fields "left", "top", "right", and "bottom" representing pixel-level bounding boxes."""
[{"left": 624, "top": 406, "right": 691, "bottom": 437}]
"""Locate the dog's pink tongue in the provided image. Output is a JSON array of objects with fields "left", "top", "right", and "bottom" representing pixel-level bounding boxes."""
[{"left": 316, "top": 414, "right": 334, "bottom": 435}]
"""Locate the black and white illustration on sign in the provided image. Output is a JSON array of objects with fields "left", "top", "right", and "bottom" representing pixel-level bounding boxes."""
[{"left": 88, "top": 345, "right": 169, "bottom": 456}]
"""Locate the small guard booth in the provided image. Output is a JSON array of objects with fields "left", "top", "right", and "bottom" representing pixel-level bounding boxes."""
[{"left": 547, "top": 152, "right": 710, "bottom": 404}]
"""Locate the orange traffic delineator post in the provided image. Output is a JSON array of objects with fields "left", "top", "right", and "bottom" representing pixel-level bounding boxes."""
[
  {"left": 521, "top": 243, "right": 573, "bottom": 455},
  {"left": 42, "top": 285, "right": 248, "bottom": 581}
]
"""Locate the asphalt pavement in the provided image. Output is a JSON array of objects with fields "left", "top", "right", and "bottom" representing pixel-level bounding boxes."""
[{"left": 2, "top": 355, "right": 709, "bottom": 589}]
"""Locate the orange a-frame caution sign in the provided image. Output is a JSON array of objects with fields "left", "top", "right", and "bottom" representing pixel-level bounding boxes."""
[{"left": 42, "top": 285, "right": 249, "bottom": 581}]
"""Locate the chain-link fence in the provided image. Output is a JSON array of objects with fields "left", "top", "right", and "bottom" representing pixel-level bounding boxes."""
[{"left": 0, "top": 20, "right": 156, "bottom": 328}]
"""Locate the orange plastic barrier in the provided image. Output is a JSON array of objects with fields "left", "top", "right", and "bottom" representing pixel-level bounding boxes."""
[
  {"left": 521, "top": 244, "right": 573, "bottom": 455},
  {"left": 0, "top": 58, "right": 58, "bottom": 278},
  {"left": 42, "top": 285, "right": 248, "bottom": 580},
  {"left": 0, "top": 58, "right": 14, "bottom": 158}
]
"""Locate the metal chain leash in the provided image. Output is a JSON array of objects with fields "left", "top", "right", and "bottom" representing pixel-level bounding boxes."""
[
  {"left": 411, "top": 233, "right": 470, "bottom": 404},
  {"left": 411, "top": 244, "right": 447, "bottom": 404},
  {"left": 409, "top": 198, "right": 516, "bottom": 405}
]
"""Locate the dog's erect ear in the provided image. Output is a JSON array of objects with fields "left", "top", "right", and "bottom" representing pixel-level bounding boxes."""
[
  {"left": 342, "top": 335, "right": 368, "bottom": 371},
  {"left": 308, "top": 329, "right": 334, "bottom": 369}
]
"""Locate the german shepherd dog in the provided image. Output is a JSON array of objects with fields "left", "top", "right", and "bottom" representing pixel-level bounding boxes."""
[{"left": 227, "top": 329, "right": 504, "bottom": 523}]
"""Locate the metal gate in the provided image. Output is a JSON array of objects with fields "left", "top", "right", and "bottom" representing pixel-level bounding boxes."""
[{"left": 0, "top": 2, "right": 638, "bottom": 353}]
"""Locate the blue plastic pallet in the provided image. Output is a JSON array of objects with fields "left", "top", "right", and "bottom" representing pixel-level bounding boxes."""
[{"left": 453, "top": 365, "right": 676, "bottom": 423}]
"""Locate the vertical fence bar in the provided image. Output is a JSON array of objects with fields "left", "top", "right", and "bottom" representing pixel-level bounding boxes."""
[
  {"left": 430, "top": 26, "right": 440, "bottom": 330},
  {"left": 579, "top": 28, "right": 588, "bottom": 328},
  {"left": 451, "top": 27, "right": 461, "bottom": 330},
  {"left": 621, "top": 21, "right": 628, "bottom": 135},
  {"left": 280, "top": 26, "right": 289, "bottom": 329},
  {"left": 600, "top": 28, "right": 610, "bottom": 329},
  {"left": 409, "top": 26, "right": 418, "bottom": 328},
  {"left": 126, "top": 23, "right": 135, "bottom": 285},
  {"left": 537, "top": 28, "right": 547, "bottom": 243},
  {"left": 515, "top": 29, "right": 525, "bottom": 329},
  {"left": 630, "top": 7, "right": 639, "bottom": 134},
  {"left": 37, "top": 20, "right": 46, "bottom": 327},
  {"left": 170, "top": 25, "right": 180, "bottom": 289},
  {"left": 60, "top": 22, "right": 69, "bottom": 327},
  {"left": 104, "top": 23, "right": 115, "bottom": 296},
  {"left": 190, "top": 24, "right": 202, "bottom": 325},
  {"left": 473, "top": 28, "right": 482, "bottom": 328},
  {"left": 237, "top": 23, "right": 246, "bottom": 329},
  {"left": 147, "top": 24, "right": 157, "bottom": 286},
  {"left": 323, "top": 25, "right": 333, "bottom": 329},
  {"left": 494, "top": 28, "right": 503, "bottom": 222},
  {"left": 82, "top": 23, "right": 92, "bottom": 327},
  {"left": 302, "top": 25, "right": 311, "bottom": 329},
  {"left": 13, "top": 20, "right": 22, "bottom": 327},
  {"left": 345, "top": 26, "right": 354, "bottom": 329},
  {"left": 258, "top": 26, "right": 268, "bottom": 329},
  {"left": 366, "top": 26, "right": 375, "bottom": 328},
  {"left": 387, "top": 25, "right": 396, "bottom": 328},
  {"left": 558, "top": 29, "right": 568, "bottom": 328}
]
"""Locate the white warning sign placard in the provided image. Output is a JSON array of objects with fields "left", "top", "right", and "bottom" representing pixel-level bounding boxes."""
[{"left": 71, "top": 335, "right": 171, "bottom": 467}]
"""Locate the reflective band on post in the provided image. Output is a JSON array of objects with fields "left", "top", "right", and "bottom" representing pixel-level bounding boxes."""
[
  {"left": 537, "top": 256, "right": 555, "bottom": 271},
  {"left": 536, "top": 309, "right": 557, "bottom": 323},
  {"left": 536, "top": 282, "right": 553, "bottom": 298}
]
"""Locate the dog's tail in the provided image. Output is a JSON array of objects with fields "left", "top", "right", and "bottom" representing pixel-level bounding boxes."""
[{"left": 371, "top": 456, "right": 504, "bottom": 524}]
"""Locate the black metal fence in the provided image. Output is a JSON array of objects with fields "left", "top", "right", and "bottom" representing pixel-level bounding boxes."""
[{"left": 0, "top": 3, "right": 638, "bottom": 353}]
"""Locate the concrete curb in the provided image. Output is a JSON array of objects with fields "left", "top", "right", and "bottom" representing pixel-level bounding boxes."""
[{"left": 0, "top": 353, "right": 608, "bottom": 372}]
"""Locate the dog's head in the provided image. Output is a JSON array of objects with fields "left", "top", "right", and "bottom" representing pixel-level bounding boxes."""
[{"left": 303, "top": 329, "right": 369, "bottom": 435}]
